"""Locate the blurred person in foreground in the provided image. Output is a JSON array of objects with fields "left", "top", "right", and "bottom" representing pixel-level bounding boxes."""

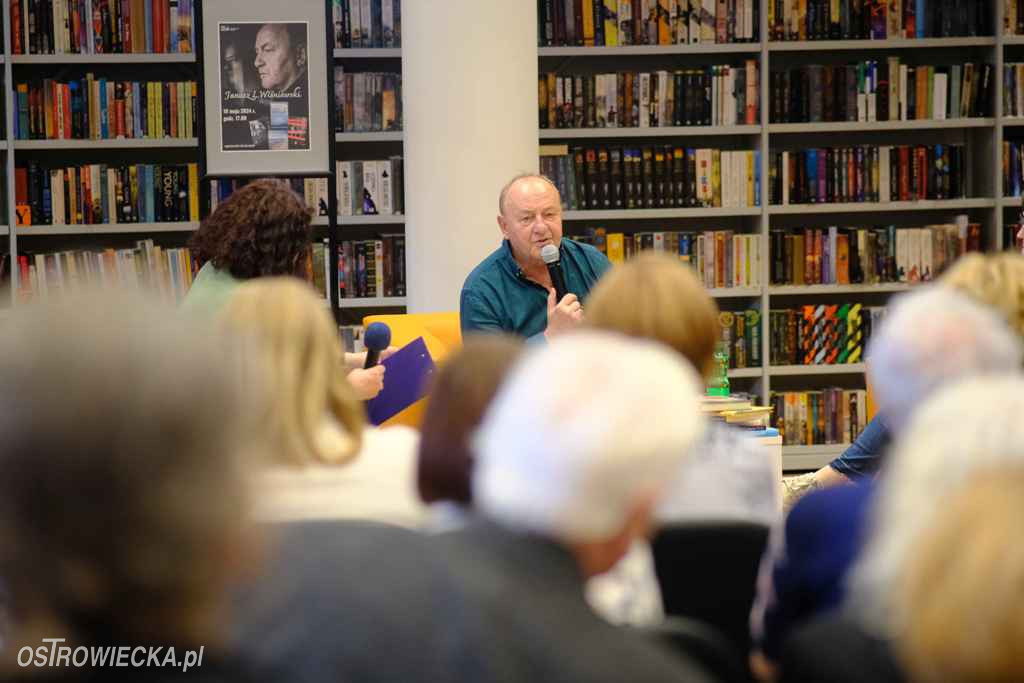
[
  {"left": 184, "top": 178, "right": 389, "bottom": 400},
  {"left": 415, "top": 334, "right": 525, "bottom": 531},
  {"left": 582, "top": 252, "right": 779, "bottom": 626},
  {"left": 750, "top": 287, "right": 1023, "bottom": 681},
  {"left": 435, "top": 331, "right": 720, "bottom": 682},
  {"left": 785, "top": 251, "right": 1024, "bottom": 501},
  {"left": 220, "top": 277, "right": 424, "bottom": 529},
  {"left": 0, "top": 292, "right": 267, "bottom": 682},
  {"left": 896, "top": 467, "right": 1024, "bottom": 683},
  {"left": 780, "top": 377, "right": 1024, "bottom": 683}
]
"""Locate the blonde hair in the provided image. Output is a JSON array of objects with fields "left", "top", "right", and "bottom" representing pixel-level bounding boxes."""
[
  {"left": 940, "top": 252, "right": 1024, "bottom": 339},
  {"left": 221, "top": 277, "right": 364, "bottom": 466},
  {"left": 897, "top": 468, "right": 1024, "bottom": 683},
  {"left": 585, "top": 252, "right": 720, "bottom": 378}
]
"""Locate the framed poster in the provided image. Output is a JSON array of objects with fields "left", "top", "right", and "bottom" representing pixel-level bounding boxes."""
[{"left": 200, "top": 0, "right": 331, "bottom": 176}]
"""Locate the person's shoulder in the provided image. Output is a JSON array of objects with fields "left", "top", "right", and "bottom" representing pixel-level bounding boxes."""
[
  {"left": 787, "top": 482, "right": 875, "bottom": 537},
  {"left": 563, "top": 238, "right": 608, "bottom": 260},
  {"left": 462, "top": 244, "right": 508, "bottom": 291}
]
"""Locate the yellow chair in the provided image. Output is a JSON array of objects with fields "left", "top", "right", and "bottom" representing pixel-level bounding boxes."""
[{"left": 361, "top": 312, "right": 462, "bottom": 428}]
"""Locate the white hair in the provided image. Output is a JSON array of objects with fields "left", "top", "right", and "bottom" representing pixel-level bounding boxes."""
[
  {"left": 847, "top": 375, "right": 1024, "bottom": 636},
  {"left": 472, "top": 331, "right": 706, "bottom": 542},
  {"left": 866, "top": 285, "right": 1023, "bottom": 435}
]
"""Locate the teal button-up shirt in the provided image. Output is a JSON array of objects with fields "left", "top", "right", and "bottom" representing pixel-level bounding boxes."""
[{"left": 460, "top": 239, "right": 612, "bottom": 341}]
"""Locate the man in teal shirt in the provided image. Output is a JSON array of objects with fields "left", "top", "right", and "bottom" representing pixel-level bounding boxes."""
[{"left": 460, "top": 174, "right": 611, "bottom": 341}]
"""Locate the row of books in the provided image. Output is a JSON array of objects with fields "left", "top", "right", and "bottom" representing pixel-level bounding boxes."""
[
  {"left": 209, "top": 177, "right": 332, "bottom": 220},
  {"left": 1005, "top": 0, "right": 1024, "bottom": 34},
  {"left": 769, "top": 222, "right": 983, "bottom": 286},
  {"left": 538, "top": 0, "right": 759, "bottom": 47},
  {"left": 542, "top": 145, "right": 761, "bottom": 210},
  {"left": 10, "top": 0, "right": 195, "bottom": 54},
  {"left": 770, "top": 61, "right": 992, "bottom": 124},
  {"left": 770, "top": 389, "right": 869, "bottom": 448},
  {"left": 1002, "top": 141, "right": 1024, "bottom": 197},
  {"left": 338, "top": 157, "right": 405, "bottom": 216},
  {"left": 768, "top": 144, "right": 967, "bottom": 205},
  {"left": 337, "top": 236, "right": 407, "bottom": 299},
  {"left": 572, "top": 227, "right": 763, "bottom": 287},
  {"left": 539, "top": 64, "right": 759, "bottom": 129},
  {"left": 333, "top": 69, "right": 402, "bottom": 133},
  {"left": 719, "top": 309, "right": 763, "bottom": 368},
  {"left": 332, "top": 0, "right": 401, "bottom": 49},
  {"left": 13, "top": 242, "right": 198, "bottom": 304},
  {"left": 13, "top": 79, "right": 197, "bottom": 141},
  {"left": 768, "top": 0, "right": 990, "bottom": 40},
  {"left": 1003, "top": 64, "right": 1024, "bottom": 118},
  {"left": 15, "top": 162, "right": 199, "bottom": 227},
  {"left": 769, "top": 304, "right": 885, "bottom": 366}
]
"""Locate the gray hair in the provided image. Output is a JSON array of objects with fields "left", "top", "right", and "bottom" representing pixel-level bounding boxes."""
[
  {"left": 0, "top": 290, "right": 265, "bottom": 640},
  {"left": 848, "top": 375, "right": 1024, "bottom": 637},
  {"left": 472, "top": 331, "right": 706, "bottom": 542},
  {"left": 497, "top": 173, "right": 560, "bottom": 216},
  {"left": 866, "top": 285, "right": 1023, "bottom": 435}
]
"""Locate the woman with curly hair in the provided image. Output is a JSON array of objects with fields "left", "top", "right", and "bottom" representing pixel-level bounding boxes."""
[
  {"left": 184, "top": 178, "right": 312, "bottom": 315},
  {"left": 184, "top": 178, "right": 388, "bottom": 400}
]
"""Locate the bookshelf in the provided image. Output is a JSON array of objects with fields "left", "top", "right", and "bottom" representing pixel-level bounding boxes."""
[{"left": 537, "top": 0, "right": 1012, "bottom": 470}]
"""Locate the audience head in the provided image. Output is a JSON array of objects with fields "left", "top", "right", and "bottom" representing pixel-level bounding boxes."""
[
  {"left": 189, "top": 178, "right": 312, "bottom": 280},
  {"left": 849, "top": 376, "right": 1024, "bottom": 637},
  {"left": 221, "top": 277, "right": 364, "bottom": 467},
  {"left": 584, "top": 252, "right": 720, "bottom": 378},
  {"left": 865, "top": 285, "right": 1022, "bottom": 435},
  {"left": 0, "top": 292, "right": 261, "bottom": 649},
  {"left": 473, "top": 331, "right": 705, "bottom": 577},
  {"left": 496, "top": 174, "right": 563, "bottom": 271},
  {"left": 417, "top": 335, "right": 525, "bottom": 506},
  {"left": 940, "top": 251, "right": 1024, "bottom": 340},
  {"left": 896, "top": 468, "right": 1024, "bottom": 683}
]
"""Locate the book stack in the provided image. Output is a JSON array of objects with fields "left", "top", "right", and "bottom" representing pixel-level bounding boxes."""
[
  {"left": 337, "top": 236, "right": 406, "bottom": 299},
  {"left": 768, "top": 144, "right": 967, "bottom": 205},
  {"left": 14, "top": 240, "right": 198, "bottom": 304},
  {"left": 540, "top": 63, "right": 759, "bottom": 129},
  {"left": 332, "top": 0, "right": 402, "bottom": 48},
  {"left": 700, "top": 395, "right": 773, "bottom": 429},
  {"left": 337, "top": 158, "right": 405, "bottom": 216},
  {"left": 334, "top": 68, "right": 402, "bottom": 132},
  {"left": 542, "top": 145, "right": 761, "bottom": 210},
  {"left": 10, "top": 0, "right": 196, "bottom": 55},
  {"left": 769, "top": 304, "right": 885, "bottom": 366},
  {"left": 771, "top": 61, "right": 992, "bottom": 123},
  {"left": 769, "top": 0, "right": 989, "bottom": 40},
  {"left": 539, "top": 0, "right": 759, "bottom": 46},
  {"left": 15, "top": 162, "right": 199, "bottom": 226},
  {"left": 14, "top": 78, "right": 198, "bottom": 141},
  {"left": 771, "top": 388, "right": 869, "bottom": 447},
  {"left": 769, "top": 221, "right": 982, "bottom": 285}
]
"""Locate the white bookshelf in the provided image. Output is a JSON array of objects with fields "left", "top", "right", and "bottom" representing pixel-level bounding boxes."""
[
  {"left": 783, "top": 444, "right": 847, "bottom": 471},
  {"left": 15, "top": 222, "right": 199, "bottom": 236},
  {"left": 728, "top": 367, "right": 763, "bottom": 379},
  {"left": 769, "top": 363, "right": 867, "bottom": 376},
  {"left": 768, "top": 283, "right": 912, "bottom": 295},
  {"left": 541, "top": 125, "right": 761, "bottom": 139},
  {"left": 708, "top": 286, "right": 762, "bottom": 298},
  {"left": 539, "top": 43, "right": 761, "bottom": 57},
  {"left": 767, "top": 199, "right": 996, "bottom": 214},
  {"left": 335, "top": 131, "right": 403, "bottom": 142},
  {"left": 337, "top": 296, "right": 407, "bottom": 308},
  {"left": 333, "top": 48, "right": 401, "bottom": 58},
  {"left": 769, "top": 118, "right": 994, "bottom": 133},
  {"left": 0, "top": 225, "right": 8, "bottom": 236},
  {"left": 12, "top": 53, "right": 196, "bottom": 64},
  {"left": 563, "top": 207, "right": 761, "bottom": 220},
  {"left": 767, "top": 37, "right": 995, "bottom": 51},
  {"left": 335, "top": 214, "right": 406, "bottom": 225},
  {"left": 14, "top": 138, "right": 200, "bottom": 150}
]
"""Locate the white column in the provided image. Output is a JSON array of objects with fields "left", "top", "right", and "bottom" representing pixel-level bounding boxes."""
[{"left": 402, "top": 0, "right": 538, "bottom": 313}]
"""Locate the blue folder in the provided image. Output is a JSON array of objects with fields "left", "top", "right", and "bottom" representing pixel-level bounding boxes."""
[{"left": 366, "top": 336, "right": 436, "bottom": 426}]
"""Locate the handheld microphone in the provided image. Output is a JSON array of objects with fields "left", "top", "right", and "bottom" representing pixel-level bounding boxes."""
[
  {"left": 363, "top": 322, "right": 392, "bottom": 368},
  {"left": 540, "top": 244, "right": 569, "bottom": 302}
]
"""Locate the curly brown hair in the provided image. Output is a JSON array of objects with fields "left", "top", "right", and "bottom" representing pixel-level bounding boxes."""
[{"left": 189, "top": 178, "right": 313, "bottom": 279}]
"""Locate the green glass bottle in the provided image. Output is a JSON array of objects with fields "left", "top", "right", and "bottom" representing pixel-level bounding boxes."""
[{"left": 707, "top": 340, "right": 730, "bottom": 397}]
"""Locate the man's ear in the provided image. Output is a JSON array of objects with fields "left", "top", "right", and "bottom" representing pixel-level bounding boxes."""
[
  {"left": 296, "top": 46, "right": 307, "bottom": 69},
  {"left": 497, "top": 215, "right": 510, "bottom": 240}
]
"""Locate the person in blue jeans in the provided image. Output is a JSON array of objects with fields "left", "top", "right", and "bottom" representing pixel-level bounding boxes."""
[{"left": 828, "top": 415, "right": 891, "bottom": 480}]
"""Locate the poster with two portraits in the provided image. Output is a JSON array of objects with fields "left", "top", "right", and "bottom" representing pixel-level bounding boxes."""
[{"left": 201, "top": 0, "right": 331, "bottom": 176}]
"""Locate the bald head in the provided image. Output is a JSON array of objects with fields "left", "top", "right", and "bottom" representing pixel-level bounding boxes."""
[{"left": 498, "top": 174, "right": 561, "bottom": 217}]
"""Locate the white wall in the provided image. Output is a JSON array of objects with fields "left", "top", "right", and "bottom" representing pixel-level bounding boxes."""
[{"left": 402, "top": 0, "right": 538, "bottom": 313}]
